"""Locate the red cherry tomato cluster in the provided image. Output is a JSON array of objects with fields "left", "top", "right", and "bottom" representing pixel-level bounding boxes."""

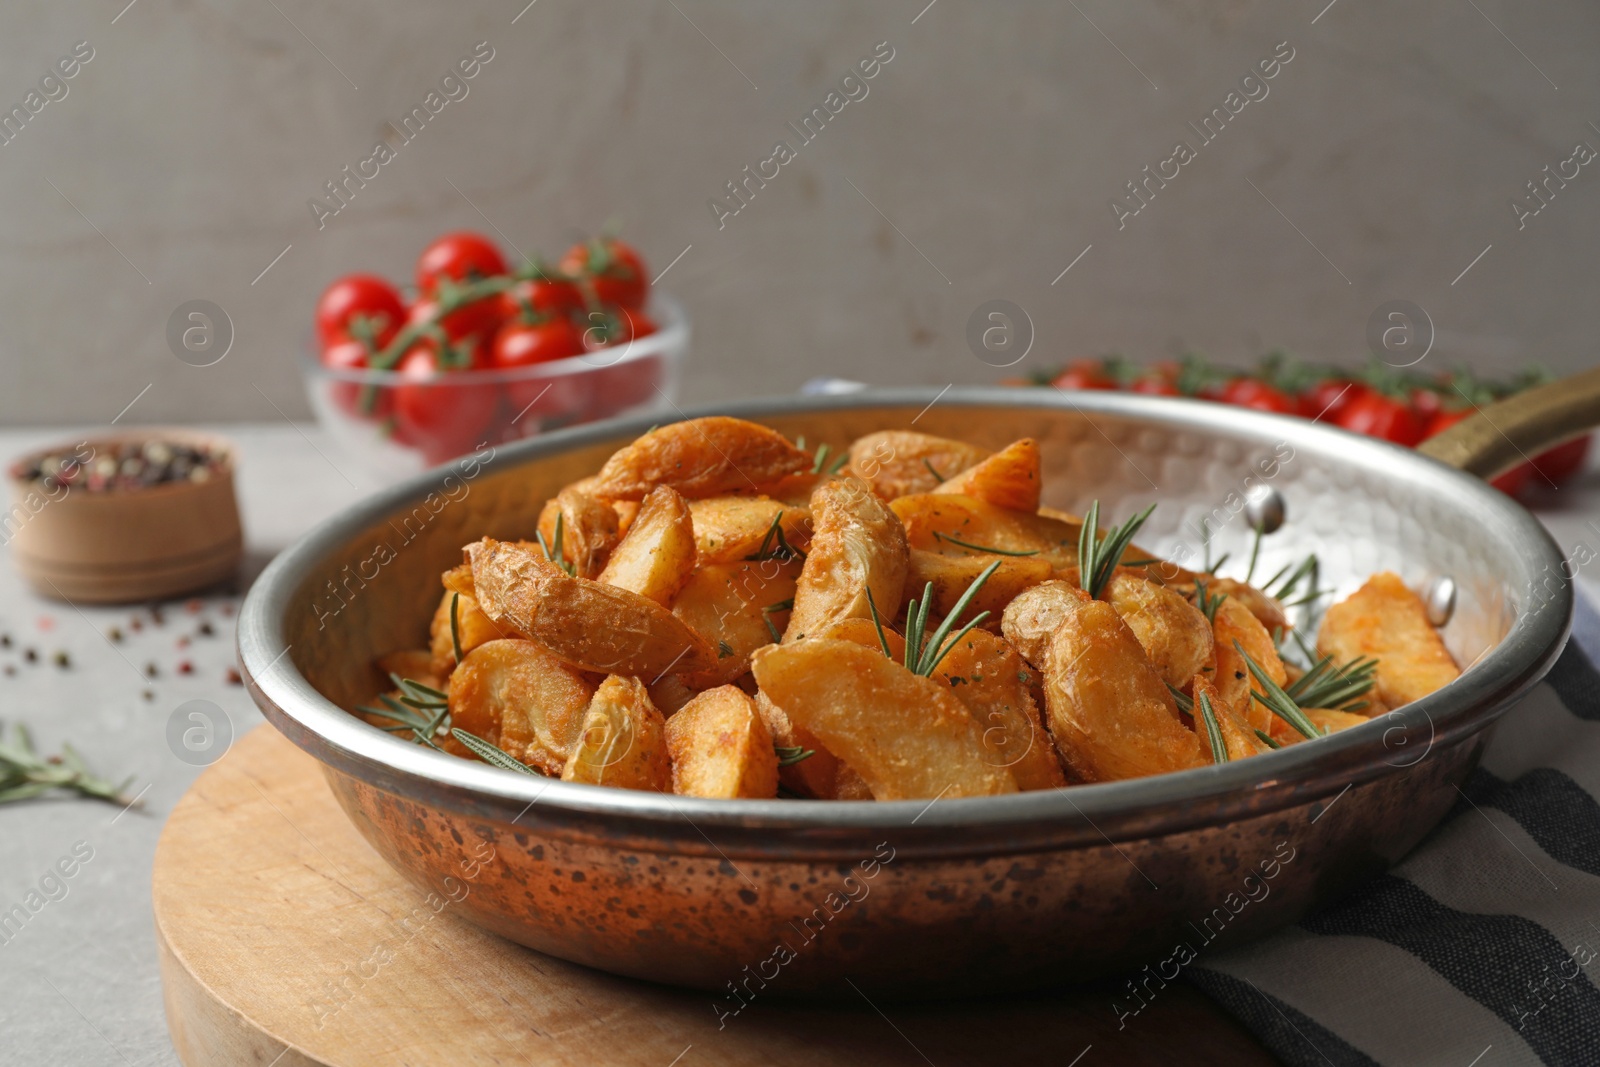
[
  {"left": 314, "top": 232, "right": 660, "bottom": 464},
  {"left": 1005, "top": 354, "right": 1590, "bottom": 500}
]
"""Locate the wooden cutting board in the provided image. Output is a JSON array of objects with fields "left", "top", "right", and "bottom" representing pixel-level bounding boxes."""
[{"left": 153, "top": 726, "right": 1277, "bottom": 1066}]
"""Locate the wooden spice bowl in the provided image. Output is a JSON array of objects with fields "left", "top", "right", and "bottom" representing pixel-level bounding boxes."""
[{"left": 5, "top": 428, "right": 243, "bottom": 603}]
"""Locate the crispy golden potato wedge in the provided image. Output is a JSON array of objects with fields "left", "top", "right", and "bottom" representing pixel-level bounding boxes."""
[
  {"left": 1194, "top": 577, "right": 1288, "bottom": 633},
  {"left": 892, "top": 493, "right": 1080, "bottom": 569},
  {"left": 819, "top": 616, "right": 907, "bottom": 660},
  {"left": 688, "top": 495, "right": 813, "bottom": 565},
  {"left": 536, "top": 485, "right": 621, "bottom": 579},
  {"left": 376, "top": 648, "right": 441, "bottom": 691},
  {"left": 560, "top": 675, "right": 671, "bottom": 790},
  {"left": 834, "top": 766, "right": 874, "bottom": 800},
  {"left": 999, "top": 579, "right": 1092, "bottom": 667},
  {"left": 1318, "top": 572, "right": 1460, "bottom": 707},
  {"left": 588, "top": 417, "right": 810, "bottom": 501},
  {"left": 1192, "top": 674, "right": 1270, "bottom": 762},
  {"left": 665, "top": 686, "right": 779, "bottom": 799},
  {"left": 428, "top": 588, "right": 509, "bottom": 677},
  {"left": 785, "top": 476, "right": 909, "bottom": 644},
  {"left": 1103, "top": 574, "right": 1214, "bottom": 689},
  {"left": 674, "top": 559, "right": 802, "bottom": 687},
  {"left": 1212, "top": 596, "right": 1287, "bottom": 733},
  {"left": 754, "top": 690, "right": 842, "bottom": 798},
  {"left": 845, "top": 431, "right": 990, "bottom": 501},
  {"left": 597, "top": 485, "right": 697, "bottom": 606},
  {"left": 466, "top": 538, "right": 716, "bottom": 678},
  {"left": 1005, "top": 584, "right": 1205, "bottom": 782},
  {"left": 751, "top": 639, "right": 1017, "bottom": 799},
  {"left": 933, "top": 629, "right": 1066, "bottom": 791},
  {"left": 765, "top": 472, "right": 824, "bottom": 508},
  {"left": 905, "top": 549, "right": 1055, "bottom": 629},
  {"left": 448, "top": 639, "right": 596, "bottom": 775},
  {"left": 646, "top": 674, "right": 698, "bottom": 717},
  {"left": 934, "top": 438, "right": 1042, "bottom": 512}
]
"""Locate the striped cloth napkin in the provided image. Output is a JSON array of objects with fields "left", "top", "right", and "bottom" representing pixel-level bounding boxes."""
[{"left": 1190, "top": 593, "right": 1600, "bottom": 1067}]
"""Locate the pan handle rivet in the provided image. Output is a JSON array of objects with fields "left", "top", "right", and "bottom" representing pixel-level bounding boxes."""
[
  {"left": 1424, "top": 576, "right": 1457, "bottom": 627},
  {"left": 1243, "top": 485, "right": 1286, "bottom": 534}
]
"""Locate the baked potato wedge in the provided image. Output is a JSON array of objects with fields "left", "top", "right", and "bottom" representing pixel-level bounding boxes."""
[
  {"left": 466, "top": 537, "right": 716, "bottom": 678},
  {"left": 904, "top": 549, "right": 1054, "bottom": 629},
  {"left": 1192, "top": 674, "right": 1270, "bottom": 762},
  {"left": 751, "top": 639, "right": 1017, "bottom": 799},
  {"left": 597, "top": 484, "right": 697, "bottom": 606},
  {"left": 447, "top": 639, "right": 595, "bottom": 775},
  {"left": 932, "top": 629, "right": 1066, "bottom": 791},
  {"left": 845, "top": 430, "right": 990, "bottom": 501},
  {"left": 535, "top": 484, "right": 621, "bottom": 580},
  {"left": 688, "top": 495, "right": 813, "bottom": 565},
  {"left": 892, "top": 493, "right": 1080, "bottom": 569},
  {"left": 1318, "top": 572, "right": 1460, "bottom": 707},
  {"left": 1212, "top": 595, "right": 1287, "bottom": 733},
  {"left": 784, "top": 476, "right": 909, "bottom": 643},
  {"left": 588, "top": 417, "right": 810, "bottom": 501},
  {"left": 754, "top": 690, "right": 844, "bottom": 799},
  {"left": 674, "top": 558, "right": 802, "bottom": 687},
  {"left": 664, "top": 685, "right": 779, "bottom": 799},
  {"left": 1103, "top": 573, "right": 1214, "bottom": 689},
  {"left": 934, "top": 438, "right": 1042, "bottom": 512},
  {"left": 428, "top": 587, "right": 508, "bottom": 677},
  {"left": 1004, "top": 584, "right": 1205, "bottom": 781},
  {"left": 560, "top": 675, "right": 671, "bottom": 791}
]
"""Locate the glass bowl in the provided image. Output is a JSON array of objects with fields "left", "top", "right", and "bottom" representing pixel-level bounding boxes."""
[{"left": 302, "top": 294, "right": 688, "bottom": 481}]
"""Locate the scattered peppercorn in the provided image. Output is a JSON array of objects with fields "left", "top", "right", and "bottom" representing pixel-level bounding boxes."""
[
  {"left": 142, "top": 689, "right": 154, "bottom": 701},
  {"left": 23, "top": 649, "right": 37, "bottom": 664},
  {"left": 108, "top": 627, "right": 124, "bottom": 643},
  {"left": 151, "top": 607, "right": 165, "bottom": 626},
  {"left": 0, "top": 634, "right": 11, "bottom": 648},
  {"left": 53, "top": 651, "right": 69, "bottom": 668},
  {"left": 3, "top": 665, "right": 13, "bottom": 677},
  {"left": 177, "top": 661, "right": 194, "bottom": 675},
  {"left": 224, "top": 666, "right": 242, "bottom": 686},
  {"left": 197, "top": 621, "right": 215, "bottom": 637},
  {"left": 176, "top": 636, "right": 191, "bottom": 650},
  {"left": 186, "top": 599, "right": 203, "bottom": 614},
  {"left": 130, "top": 618, "right": 143, "bottom": 633},
  {"left": 145, "top": 662, "right": 159, "bottom": 678}
]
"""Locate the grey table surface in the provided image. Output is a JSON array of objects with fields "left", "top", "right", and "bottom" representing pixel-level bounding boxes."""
[{"left": 0, "top": 422, "right": 1596, "bottom": 1067}]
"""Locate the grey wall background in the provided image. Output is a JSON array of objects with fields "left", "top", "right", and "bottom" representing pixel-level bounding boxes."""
[{"left": 0, "top": 0, "right": 1596, "bottom": 425}]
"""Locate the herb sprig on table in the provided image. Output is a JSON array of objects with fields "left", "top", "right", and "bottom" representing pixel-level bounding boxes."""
[{"left": 0, "top": 722, "right": 140, "bottom": 807}]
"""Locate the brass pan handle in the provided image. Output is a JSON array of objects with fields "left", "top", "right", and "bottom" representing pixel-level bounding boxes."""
[{"left": 1417, "top": 365, "right": 1600, "bottom": 479}]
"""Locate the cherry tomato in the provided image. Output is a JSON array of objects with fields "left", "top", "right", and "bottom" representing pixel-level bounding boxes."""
[
  {"left": 1298, "top": 379, "right": 1368, "bottom": 422},
  {"left": 1130, "top": 375, "right": 1180, "bottom": 396},
  {"left": 580, "top": 306, "right": 658, "bottom": 353},
  {"left": 392, "top": 346, "right": 500, "bottom": 465},
  {"left": 498, "top": 277, "right": 584, "bottom": 324},
  {"left": 560, "top": 238, "right": 650, "bottom": 309},
  {"left": 1051, "top": 360, "right": 1117, "bottom": 391},
  {"left": 319, "top": 335, "right": 393, "bottom": 420},
  {"left": 1531, "top": 435, "right": 1592, "bottom": 485},
  {"left": 415, "top": 232, "right": 508, "bottom": 295},
  {"left": 315, "top": 274, "right": 405, "bottom": 346},
  {"left": 1217, "top": 378, "right": 1297, "bottom": 414},
  {"left": 406, "top": 295, "right": 501, "bottom": 356},
  {"left": 1337, "top": 392, "right": 1426, "bottom": 447},
  {"left": 1409, "top": 386, "right": 1444, "bottom": 423},
  {"left": 491, "top": 318, "right": 585, "bottom": 369}
]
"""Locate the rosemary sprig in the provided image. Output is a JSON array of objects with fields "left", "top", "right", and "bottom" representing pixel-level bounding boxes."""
[
  {"left": 450, "top": 728, "right": 542, "bottom": 776},
  {"left": 1191, "top": 579, "right": 1229, "bottom": 624},
  {"left": 776, "top": 744, "right": 815, "bottom": 767},
  {"left": 1286, "top": 635, "right": 1377, "bottom": 711},
  {"left": 865, "top": 587, "right": 895, "bottom": 657},
  {"left": 535, "top": 513, "right": 576, "bottom": 576},
  {"left": 745, "top": 511, "right": 804, "bottom": 562},
  {"left": 0, "top": 723, "right": 139, "bottom": 807},
  {"left": 1166, "top": 683, "right": 1194, "bottom": 714},
  {"left": 1077, "top": 500, "right": 1157, "bottom": 599},
  {"left": 359, "top": 674, "right": 451, "bottom": 750},
  {"left": 809, "top": 443, "right": 848, "bottom": 475},
  {"left": 449, "top": 592, "right": 464, "bottom": 663},
  {"left": 932, "top": 531, "right": 1041, "bottom": 557},
  {"left": 1244, "top": 522, "right": 1265, "bottom": 584},
  {"left": 901, "top": 560, "right": 1002, "bottom": 676},
  {"left": 1254, "top": 728, "right": 1283, "bottom": 750},
  {"left": 1236, "top": 643, "right": 1323, "bottom": 740},
  {"left": 1196, "top": 691, "right": 1228, "bottom": 764},
  {"left": 922, "top": 458, "right": 945, "bottom": 482}
]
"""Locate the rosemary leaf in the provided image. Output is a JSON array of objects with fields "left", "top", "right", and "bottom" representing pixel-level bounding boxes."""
[
  {"left": 1237, "top": 642, "right": 1322, "bottom": 739},
  {"left": 450, "top": 592, "right": 464, "bottom": 664},
  {"left": 1166, "top": 683, "right": 1194, "bottom": 714},
  {"left": 776, "top": 744, "right": 815, "bottom": 767},
  {"left": 932, "top": 531, "right": 1041, "bottom": 557},
  {"left": 450, "top": 729, "right": 542, "bottom": 776},
  {"left": 865, "top": 587, "right": 895, "bottom": 658},
  {"left": 1196, "top": 691, "right": 1229, "bottom": 764},
  {"left": 1254, "top": 728, "right": 1283, "bottom": 750}
]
